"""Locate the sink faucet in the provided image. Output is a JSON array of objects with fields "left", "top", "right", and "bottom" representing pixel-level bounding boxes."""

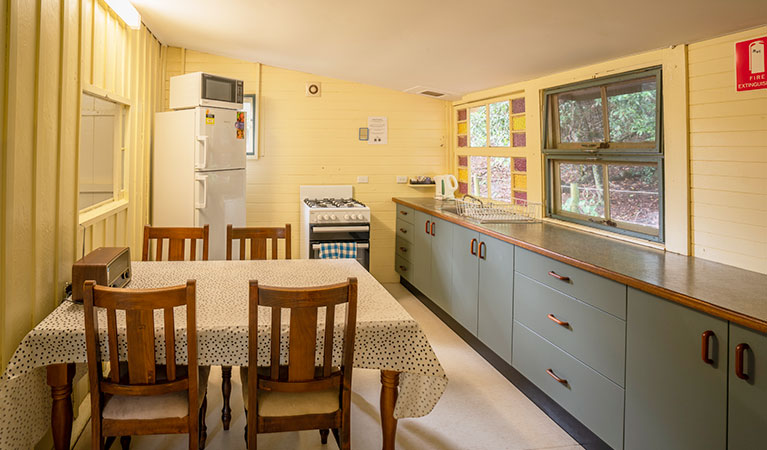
[{"left": 462, "top": 194, "right": 484, "bottom": 206}]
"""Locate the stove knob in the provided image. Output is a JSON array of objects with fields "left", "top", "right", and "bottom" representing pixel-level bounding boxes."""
[
  {"left": 357, "top": 214, "right": 365, "bottom": 221},
  {"left": 323, "top": 215, "right": 330, "bottom": 220},
  {"left": 344, "top": 215, "right": 350, "bottom": 220},
  {"left": 330, "top": 215, "right": 337, "bottom": 220}
]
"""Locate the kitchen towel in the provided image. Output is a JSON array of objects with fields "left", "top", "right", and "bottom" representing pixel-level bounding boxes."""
[{"left": 318, "top": 242, "right": 357, "bottom": 259}]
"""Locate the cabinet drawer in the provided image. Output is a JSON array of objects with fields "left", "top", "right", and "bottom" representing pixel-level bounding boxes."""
[
  {"left": 514, "top": 273, "right": 626, "bottom": 386},
  {"left": 396, "top": 205, "right": 414, "bottom": 224},
  {"left": 515, "top": 247, "right": 626, "bottom": 319},
  {"left": 395, "top": 237, "right": 412, "bottom": 262},
  {"left": 395, "top": 255, "right": 411, "bottom": 280},
  {"left": 396, "top": 219, "right": 414, "bottom": 241},
  {"left": 513, "top": 323, "right": 624, "bottom": 450}
]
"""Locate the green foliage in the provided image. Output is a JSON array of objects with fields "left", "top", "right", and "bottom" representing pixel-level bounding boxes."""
[
  {"left": 489, "top": 101, "right": 510, "bottom": 147},
  {"left": 470, "top": 106, "right": 487, "bottom": 147}
]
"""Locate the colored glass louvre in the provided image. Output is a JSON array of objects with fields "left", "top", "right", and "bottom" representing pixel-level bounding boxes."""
[
  {"left": 457, "top": 122, "right": 467, "bottom": 134},
  {"left": 458, "top": 182, "right": 468, "bottom": 195},
  {"left": 514, "top": 157, "right": 527, "bottom": 172},
  {"left": 458, "top": 135, "right": 467, "bottom": 147},
  {"left": 458, "top": 155, "right": 468, "bottom": 167},
  {"left": 512, "top": 115, "right": 526, "bottom": 131},
  {"left": 512, "top": 98, "right": 526, "bottom": 114},
  {"left": 513, "top": 132, "right": 526, "bottom": 147},
  {"left": 457, "top": 168, "right": 469, "bottom": 182},
  {"left": 457, "top": 109, "right": 467, "bottom": 121},
  {"left": 514, "top": 174, "right": 527, "bottom": 189},
  {"left": 513, "top": 190, "right": 527, "bottom": 204}
]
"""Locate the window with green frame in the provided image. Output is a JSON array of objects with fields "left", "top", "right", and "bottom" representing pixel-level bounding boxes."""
[{"left": 543, "top": 67, "right": 663, "bottom": 242}]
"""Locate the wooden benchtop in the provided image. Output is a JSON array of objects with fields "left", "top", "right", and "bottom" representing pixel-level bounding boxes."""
[{"left": 393, "top": 197, "right": 767, "bottom": 333}]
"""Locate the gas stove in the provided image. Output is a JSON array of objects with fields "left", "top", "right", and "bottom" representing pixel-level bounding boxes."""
[{"left": 299, "top": 186, "right": 371, "bottom": 268}]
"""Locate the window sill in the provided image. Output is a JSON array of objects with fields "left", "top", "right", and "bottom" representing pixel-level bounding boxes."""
[
  {"left": 79, "top": 199, "right": 129, "bottom": 228},
  {"left": 541, "top": 216, "right": 665, "bottom": 251}
]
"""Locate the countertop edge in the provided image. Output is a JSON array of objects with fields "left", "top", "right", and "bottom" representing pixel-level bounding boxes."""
[{"left": 393, "top": 197, "right": 767, "bottom": 333}]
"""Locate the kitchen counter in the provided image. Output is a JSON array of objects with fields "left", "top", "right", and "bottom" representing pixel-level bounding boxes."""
[{"left": 393, "top": 197, "right": 767, "bottom": 333}]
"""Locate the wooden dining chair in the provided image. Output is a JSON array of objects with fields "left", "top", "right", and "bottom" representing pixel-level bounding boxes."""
[
  {"left": 226, "top": 224, "right": 292, "bottom": 260},
  {"left": 218, "top": 223, "right": 291, "bottom": 429},
  {"left": 241, "top": 278, "right": 358, "bottom": 450},
  {"left": 142, "top": 225, "right": 210, "bottom": 261},
  {"left": 83, "top": 280, "right": 210, "bottom": 450}
]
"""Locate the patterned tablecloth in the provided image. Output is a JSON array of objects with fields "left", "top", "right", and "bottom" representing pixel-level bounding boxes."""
[{"left": 0, "top": 260, "right": 447, "bottom": 449}]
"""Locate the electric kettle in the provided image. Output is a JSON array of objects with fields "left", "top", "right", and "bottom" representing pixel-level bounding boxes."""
[{"left": 434, "top": 175, "right": 459, "bottom": 200}]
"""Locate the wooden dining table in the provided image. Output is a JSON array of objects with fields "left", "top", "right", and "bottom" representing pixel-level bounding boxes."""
[{"left": 0, "top": 259, "right": 447, "bottom": 449}]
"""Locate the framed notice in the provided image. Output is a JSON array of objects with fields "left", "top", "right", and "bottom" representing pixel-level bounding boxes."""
[{"left": 368, "top": 116, "right": 387, "bottom": 144}]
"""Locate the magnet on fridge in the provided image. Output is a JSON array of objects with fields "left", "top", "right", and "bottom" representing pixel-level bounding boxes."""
[{"left": 205, "top": 109, "right": 215, "bottom": 125}]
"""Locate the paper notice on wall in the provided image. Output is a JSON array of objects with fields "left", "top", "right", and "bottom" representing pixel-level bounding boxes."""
[{"left": 368, "top": 116, "right": 387, "bottom": 144}]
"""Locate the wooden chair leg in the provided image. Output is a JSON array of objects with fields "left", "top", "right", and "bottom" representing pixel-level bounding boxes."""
[
  {"left": 120, "top": 436, "right": 131, "bottom": 450},
  {"left": 319, "top": 429, "right": 329, "bottom": 444},
  {"left": 199, "top": 394, "right": 208, "bottom": 450},
  {"left": 221, "top": 366, "right": 232, "bottom": 430}
]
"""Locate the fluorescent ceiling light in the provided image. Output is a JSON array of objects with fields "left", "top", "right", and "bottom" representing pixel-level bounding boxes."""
[{"left": 104, "top": 0, "right": 141, "bottom": 29}]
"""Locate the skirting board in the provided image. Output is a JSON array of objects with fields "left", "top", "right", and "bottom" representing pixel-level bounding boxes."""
[{"left": 400, "top": 278, "right": 611, "bottom": 450}]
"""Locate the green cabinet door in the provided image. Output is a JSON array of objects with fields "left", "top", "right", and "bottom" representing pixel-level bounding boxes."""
[
  {"left": 478, "top": 234, "right": 514, "bottom": 364},
  {"left": 450, "top": 224, "right": 479, "bottom": 335},
  {"left": 625, "top": 288, "right": 727, "bottom": 450},
  {"left": 728, "top": 323, "right": 767, "bottom": 450},
  {"left": 429, "top": 217, "right": 453, "bottom": 311},
  {"left": 412, "top": 211, "right": 432, "bottom": 297}
]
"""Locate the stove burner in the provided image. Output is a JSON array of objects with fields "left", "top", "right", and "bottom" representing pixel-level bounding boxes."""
[{"left": 304, "top": 198, "right": 366, "bottom": 208}]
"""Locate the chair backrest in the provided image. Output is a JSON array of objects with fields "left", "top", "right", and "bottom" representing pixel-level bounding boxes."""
[
  {"left": 249, "top": 278, "right": 357, "bottom": 395},
  {"left": 142, "top": 225, "right": 210, "bottom": 261},
  {"left": 83, "top": 280, "right": 198, "bottom": 417},
  {"left": 226, "top": 224, "right": 291, "bottom": 260}
]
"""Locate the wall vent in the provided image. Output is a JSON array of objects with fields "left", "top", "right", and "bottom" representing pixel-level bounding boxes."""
[
  {"left": 419, "top": 90, "right": 445, "bottom": 97},
  {"left": 403, "top": 85, "right": 457, "bottom": 100}
]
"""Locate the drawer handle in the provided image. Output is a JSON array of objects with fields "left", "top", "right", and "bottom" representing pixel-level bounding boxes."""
[
  {"left": 425, "top": 220, "right": 431, "bottom": 234},
  {"left": 430, "top": 221, "right": 435, "bottom": 236},
  {"left": 479, "top": 242, "right": 486, "bottom": 260},
  {"left": 548, "top": 271, "right": 570, "bottom": 282},
  {"left": 399, "top": 246, "right": 407, "bottom": 253},
  {"left": 701, "top": 330, "right": 715, "bottom": 365},
  {"left": 398, "top": 265, "right": 408, "bottom": 272},
  {"left": 547, "top": 314, "right": 569, "bottom": 328},
  {"left": 399, "top": 210, "right": 408, "bottom": 215},
  {"left": 470, "top": 238, "right": 478, "bottom": 256},
  {"left": 399, "top": 228, "right": 407, "bottom": 234},
  {"left": 546, "top": 368, "right": 568, "bottom": 385},
  {"left": 735, "top": 343, "right": 750, "bottom": 380}
]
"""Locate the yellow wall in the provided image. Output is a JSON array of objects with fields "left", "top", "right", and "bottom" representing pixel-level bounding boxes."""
[
  {"left": 0, "top": 0, "right": 162, "bottom": 370},
  {"left": 163, "top": 49, "right": 449, "bottom": 282},
  {"left": 688, "top": 27, "right": 767, "bottom": 274},
  {"left": 452, "top": 26, "right": 766, "bottom": 274}
]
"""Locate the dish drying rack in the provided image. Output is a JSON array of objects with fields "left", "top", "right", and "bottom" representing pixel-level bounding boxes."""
[{"left": 454, "top": 198, "right": 541, "bottom": 223}]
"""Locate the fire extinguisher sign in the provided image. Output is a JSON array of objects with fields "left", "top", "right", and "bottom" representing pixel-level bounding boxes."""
[{"left": 735, "top": 36, "right": 767, "bottom": 92}]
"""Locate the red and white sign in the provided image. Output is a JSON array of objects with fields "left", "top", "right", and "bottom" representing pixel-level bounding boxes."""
[{"left": 735, "top": 36, "right": 767, "bottom": 92}]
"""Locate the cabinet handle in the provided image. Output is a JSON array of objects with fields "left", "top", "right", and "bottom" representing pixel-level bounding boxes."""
[
  {"left": 425, "top": 220, "right": 430, "bottom": 234},
  {"left": 398, "top": 265, "right": 408, "bottom": 272},
  {"left": 399, "top": 210, "right": 408, "bottom": 215},
  {"left": 399, "top": 228, "right": 407, "bottom": 234},
  {"left": 546, "top": 368, "right": 568, "bottom": 385},
  {"left": 547, "top": 313, "right": 569, "bottom": 327},
  {"left": 701, "top": 330, "right": 715, "bottom": 365},
  {"left": 478, "top": 242, "right": 486, "bottom": 260},
  {"left": 399, "top": 246, "right": 407, "bottom": 253},
  {"left": 735, "top": 343, "right": 750, "bottom": 380},
  {"left": 430, "top": 221, "right": 435, "bottom": 236},
  {"left": 470, "top": 238, "right": 478, "bottom": 256},
  {"left": 548, "top": 271, "right": 570, "bottom": 282}
]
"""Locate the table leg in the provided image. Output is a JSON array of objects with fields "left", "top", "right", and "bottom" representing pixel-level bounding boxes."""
[
  {"left": 47, "top": 363, "right": 76, "bottom": 450},
  {"left": 380, "top": 370, "right": 400, "bottom": 450},
  {"left": 221, "top": 366, "right": 232, "bottom": 430}
]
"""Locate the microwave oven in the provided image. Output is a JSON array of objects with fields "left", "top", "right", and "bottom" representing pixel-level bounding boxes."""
[{"left": 169, "top": 72, "right": 244, "bottom": 110}]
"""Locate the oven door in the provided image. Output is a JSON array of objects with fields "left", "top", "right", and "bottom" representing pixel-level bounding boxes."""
[
  {"left": 311, "top": 242, "right": 370, "bottom": 271},
  {"left": 309, "top": 224, "right": 370, "bottom": 241}
]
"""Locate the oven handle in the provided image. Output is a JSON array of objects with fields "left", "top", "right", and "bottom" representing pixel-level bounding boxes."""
[
  {"left": 312, "top": 243, "right": 369, "bottom": 249},
  {"left": 311, "top": 226, "right": 370, "bottom": 233}
]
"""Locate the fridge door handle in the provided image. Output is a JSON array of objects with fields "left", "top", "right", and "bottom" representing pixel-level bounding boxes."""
[
  {"left": 195, "top": 174, "right": 208, "bottom": 209},
  {"left": 195, "top": 135, "right": 208, "bottom": 169}
]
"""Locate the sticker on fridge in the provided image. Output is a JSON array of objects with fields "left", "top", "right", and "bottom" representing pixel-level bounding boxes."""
[
  {"left": 205, "top": 109, "right": 215, "bottom": 124},
  {"left": 235, "top": 111, "right": 245, "bottom": 139}
]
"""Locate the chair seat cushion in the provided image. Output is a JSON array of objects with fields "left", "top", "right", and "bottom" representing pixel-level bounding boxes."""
[
  {"left": 102, "top": 365, "right": 210, "bottom": 420},
  {"left": 240, "top": 367, "right": 340, "bottom": 417}
]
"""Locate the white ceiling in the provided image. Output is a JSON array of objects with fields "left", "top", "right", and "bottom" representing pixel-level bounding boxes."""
[{"left": 131, "top": 0, "right": 767, "bottom": 98}]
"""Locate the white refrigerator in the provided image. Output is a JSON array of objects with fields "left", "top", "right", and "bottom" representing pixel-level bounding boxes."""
[{"left": 153, "top": 107, "right": 246, "bottom": 260}]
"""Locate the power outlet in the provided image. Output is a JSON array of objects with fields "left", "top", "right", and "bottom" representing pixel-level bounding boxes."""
[
  {"left": 357, "top": 176, "right": 369, "bottom": 183},
  {"left": 396, "top": 176, "right": 407, "bottom": 184}
]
